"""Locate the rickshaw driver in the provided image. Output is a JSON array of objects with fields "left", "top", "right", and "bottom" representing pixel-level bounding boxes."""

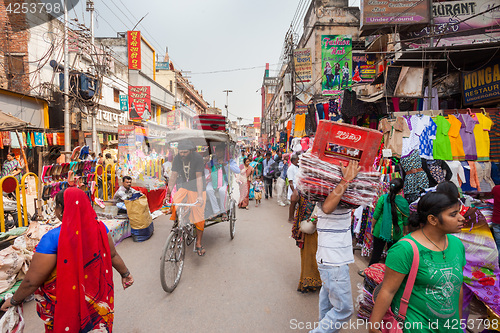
[
  {"left": 167, "top": 141, "right": 207, "bottom": 256},
  {"left": 206, "top": 143, "right": 240, "bottom": 217}
]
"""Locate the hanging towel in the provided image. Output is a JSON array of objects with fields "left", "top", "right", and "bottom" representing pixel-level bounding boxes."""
[
  {"left": 26, "top": 132, "right": 32, "bottom": 148},
  {"left": 294, "top": 114, "right": 306, "bottom": 138},
  {"left": 316, "top": 103, "right": 325, "bottom": 119},
  {"left": 57, "top": 133, "right": 65, "bottom": 146},
  {"left": 47, "top": 133, "right": 54, "bottom": 146},
  {"left": 1, "top": 132, "right": 10, "bottom": 146},
  {"left": 0, "top": 133, "right": 3, "bottom": 149},
  {"left": 34, "top": 132, "right": 44, "bottom": 146},
  {"left": 392, "top": 98, "right": 400, "bottom": 112},
  {"left": 10, "top": 132, "right": 20, "bottom": 148},
  {"left": 286, "top": 120, "right": 292, "bottom": 140}
]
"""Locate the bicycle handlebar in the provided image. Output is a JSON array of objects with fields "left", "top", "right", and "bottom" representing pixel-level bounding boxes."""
[{"left": 172, "top": 200, "right": 200, "bottom": 207}]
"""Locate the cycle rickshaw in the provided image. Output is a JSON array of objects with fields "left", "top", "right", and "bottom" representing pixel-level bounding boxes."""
[{"left": 160, "top": 129, "right": 238, "bottom": 292}]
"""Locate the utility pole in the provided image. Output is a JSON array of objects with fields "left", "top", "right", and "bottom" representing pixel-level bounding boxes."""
[
  {"left": 63, "top": 0, "right": 70, "bottom": 152},
  {"left": 237, "top": 117, "right": 243, "bottom": 136},
  {"left": 86, "top": 0, "right": 97, "bottom": 153},
  {"left": 223, "top": 89, "right": 232, "bottom": 120}
]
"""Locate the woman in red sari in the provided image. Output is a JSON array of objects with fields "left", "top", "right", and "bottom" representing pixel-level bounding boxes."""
[
  {"left": 238, "top": 158, "right": 254, "bottom": 209},
  {"left": 1, "top": 187, "right": 134, "bottom": 332}
]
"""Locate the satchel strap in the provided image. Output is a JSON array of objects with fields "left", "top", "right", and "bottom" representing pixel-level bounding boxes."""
[{"left": 395, "top": 238, "right": 420, "bottom": 322}]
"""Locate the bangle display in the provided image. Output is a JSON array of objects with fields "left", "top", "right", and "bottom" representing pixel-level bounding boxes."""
[{"left": 121, "top": 270, "right": 130, "bottom": 278}]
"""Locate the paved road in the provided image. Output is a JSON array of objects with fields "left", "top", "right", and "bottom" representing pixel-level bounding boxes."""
[{"left": 23, "top": 198, "right": 367, "bottom": 333}]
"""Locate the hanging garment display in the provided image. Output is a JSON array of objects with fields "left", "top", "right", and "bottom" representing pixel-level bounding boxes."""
[
  {"left": 448, "top": 115, "right": 465, "bottom": 160},
  {"left": 305, "top": 104, "right": 317, "bottom": 135},
  {"left": 433, "top": 115, "right": 453, "bottom": 160},
  {"left": 1, "top": 132, "right": 10, "bottom": 146},
  {"left": 417, "top": 115, "right": 437, "bottom": 160},
  {"left": 472, "top": 113, "right": 493, "bottom": 161},
  {"left": 378, "top": 117, "right": 410, "bottom": 158},
  {"left": 475, "top": 162, "right": 495, "bottom": 192},
  {"left": 34, "top": 132, "right": 44, "bottom": 146},
  {"left": 445, "top": 160, "right": 466, "bottom": 188},
  {"left": 316, "top": 103, "right": 325, "bottom": 120},
  {"left": 489, "top": 112, "right": 500, "bottom": 160},
  {"left": 458, "top": 114, "right": 479, "bottom": 160},
  {"left": 10, "top": 132, "right": 21, "bottom": 148},
  {"left": 294, "top": 113, "right": 306, "bottom": 138},
  {"left": 461, "top": 161, "right": 478, "bottom": 192},
  {"left": 422, "top": 159, "right": 452, "bottom": 187},
  {"left": 399, "top": 149, "right": 429, "bottom": 203},
  {"left": 423, "top": 87, "right": 439, "bottom": 111},
  {"left": 329, "top": 99, "right": 341, "bottom": 121}
]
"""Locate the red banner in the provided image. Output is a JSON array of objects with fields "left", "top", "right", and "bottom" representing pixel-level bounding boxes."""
[
  {"left": 254, "top": 117, "right": 260, "bottom": 128},
  {"left": 127, "top": 31, "right": 141, "bottom": 70},
  {"left": 128, "top": 86, "right": 151, "bottom": 121}
]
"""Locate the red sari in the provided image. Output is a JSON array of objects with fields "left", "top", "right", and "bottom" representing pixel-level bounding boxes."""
[{"left": 36, "top": 188, "right": 114, "bottom": 332}]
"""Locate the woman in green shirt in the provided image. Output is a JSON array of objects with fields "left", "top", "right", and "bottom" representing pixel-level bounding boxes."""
[
  {"left": 369, "top": 192, "right": 466, "bottom": 333},
  {"left": 368, "top": 178, "right": 409, "bottom": 267}
]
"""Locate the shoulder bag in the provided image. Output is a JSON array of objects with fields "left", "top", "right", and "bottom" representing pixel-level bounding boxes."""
[{"left": 371, "top": 238, "right": 420, "bottom": 333}]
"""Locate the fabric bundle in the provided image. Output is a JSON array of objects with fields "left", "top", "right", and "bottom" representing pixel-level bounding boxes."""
[
  {"left": 296, "top": 152, "right": 381, "bottom": 206},
  {"left": 357, "top": 263, "right": 386, "bottom": 320}
]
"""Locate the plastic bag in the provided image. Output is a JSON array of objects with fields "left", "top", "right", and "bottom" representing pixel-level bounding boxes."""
[{"left": 0, "top": 294, "right": 24, "bottom": 333}]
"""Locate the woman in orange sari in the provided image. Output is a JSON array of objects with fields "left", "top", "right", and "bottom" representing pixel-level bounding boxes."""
[
  {"left": 238, "top": 158, "right": 254, "bottom": 209},
  {"left": 1, "top": 188, "right": 134, "bottom": 332}
]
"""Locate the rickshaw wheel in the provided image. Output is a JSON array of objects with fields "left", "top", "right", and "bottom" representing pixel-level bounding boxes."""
[
  {"left": 160, "top": 229, "right": 185, "bottom": 292},
  {"left": 229, "top": 200, "right": 236, "bottom": 240}
]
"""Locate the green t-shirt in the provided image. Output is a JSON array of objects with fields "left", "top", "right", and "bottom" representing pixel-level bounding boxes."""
[
  {"left": 385, "top": 234, "right": 466, "bottom": 333},
  {"left": 433, "top": 115, "right": 453, "bottom": 160}
]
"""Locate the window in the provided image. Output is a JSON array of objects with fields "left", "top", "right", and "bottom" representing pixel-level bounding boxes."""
[
  {"left": 113, "top": 88, "right": 120, "bottom": 103},
  {"left": 6, "top": 55, "right": 25, "bottom": 90},
  {"left": 169, "top": 80, "right": 173, "bottom": 92}
]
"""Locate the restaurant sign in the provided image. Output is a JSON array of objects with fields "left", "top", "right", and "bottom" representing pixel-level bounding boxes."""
[{"left": 462, "top": 60, "right": 500, "bottom": 105}]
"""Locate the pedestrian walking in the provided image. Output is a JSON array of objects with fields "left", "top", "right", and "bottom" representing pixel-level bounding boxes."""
[
  {"left": 291, "top": 194, "right": 321, "bottom": 293},
  {"left": 1, "top": 187, "right": 134, "bottom": 331},
  {"left": 276, "top": 154, "right": 289, "bottom": 206},
  {"left": 369, "top": 191, "right": 466, "bottom": 333},
  {"left": 287, "top": 155, "right": 299, "bottom": 223},
  {"left": 253, "top": 176, "right": 264, "bottom": 207},
  {"left": 310, "top": 160, "right": 360, "bottom": 333},
  {"left": 238, "top": 158, "right": 253, "bottom": 209},
  {"left": 262, "top": 151, "right": 274, "bottom": 199}
]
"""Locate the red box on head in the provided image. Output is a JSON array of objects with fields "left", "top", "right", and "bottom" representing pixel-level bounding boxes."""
[{"left": 311, "top": 120, "right": 383, "bottom": 172}]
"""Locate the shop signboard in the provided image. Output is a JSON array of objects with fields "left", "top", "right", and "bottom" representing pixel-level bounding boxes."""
[
  {"left": 166, "top": 111, "right": 176, "bottom": 127},
  {"left": 127, "top": 31, "right": 141, "bottom": 70},
  {"left": 156, "top": 62, "right": 170, "bottom": 70},
  {"left": 118, "top": 125, "right": 135, "bottom": 162},
  {"left": 352, "top": 53, "right": 377, "bottom": 83},
  {"left": 462, "top": 60, "right": 500, "bottom": 105},
  {"left": 254, "top": 117, "right": 261, "bottom": 129},
  {"left": 321, "top": 35, "right": 352, "bottom": 96},
  {"left": 119, "top": 95, "right": 128, "bottom": 111},
  {"left": 360, "top": 0, "right": 430, "bottom": 32},
  {"left": 128, "top": 86, "right": 151, "bottom": 121},
  {"left": 403, "top": 0, "right": 500, "bottom": 48},
  {"left": 293, "top": 48, "right": 312, "bottom": 83}
]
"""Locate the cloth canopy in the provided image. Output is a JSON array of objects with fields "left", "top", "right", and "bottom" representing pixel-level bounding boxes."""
[{"left": 0, "top": 110, "right": 34, "bottom": 131}]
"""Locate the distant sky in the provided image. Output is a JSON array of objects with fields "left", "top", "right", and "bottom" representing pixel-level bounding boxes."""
[{"left": 68, "top": 0, "right": 359, "bottom": 124}]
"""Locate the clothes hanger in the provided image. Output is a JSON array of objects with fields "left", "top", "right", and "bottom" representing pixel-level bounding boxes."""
[
  {"left": 467, "top": 108, "right": 473, "bottom": 116},
  {"left": 481, "top": 107, "right": 486, "bottom": 115}
]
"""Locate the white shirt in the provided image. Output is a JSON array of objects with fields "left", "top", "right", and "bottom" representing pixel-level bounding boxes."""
[
  {"left": 287, "top": 164, "right": 299, "bottom": 199},
  {"left": 445, "top": 160, "right": 466, "bottom": 188},
  {"left": 316, "top": 206, "right": 354, "bottom": 266}
]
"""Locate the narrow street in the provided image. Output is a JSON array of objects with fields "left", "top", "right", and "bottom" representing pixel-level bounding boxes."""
[{"left": 23, "top": 197, "right": 366, "bottom": 333}]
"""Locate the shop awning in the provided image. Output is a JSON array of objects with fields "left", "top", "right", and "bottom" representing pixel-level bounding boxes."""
[
  {"left": 165, "top": 129, "right": 236, "bottom": 146},
  {"left": 0, "top": 110, "right": 35, "bottom": 131}
]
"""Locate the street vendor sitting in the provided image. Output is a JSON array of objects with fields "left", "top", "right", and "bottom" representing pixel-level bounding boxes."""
[
  {"left": 206, "top": 143, "right": 240, "bottom": 217},
  {"left": 114, "top": 176, "right": 140, "bottom": 204}
]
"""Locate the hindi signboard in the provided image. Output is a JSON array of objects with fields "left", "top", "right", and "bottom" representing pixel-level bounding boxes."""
[
  {"left": 128, "top": 86, "right": 151, "bottom": 121},
  {"left": 127, "top": 31, "right": 141, "bottom": 70},
  {"left": 352, "top": 53, "right": 377, "bottom": 84},
  {"left": 294, "top": 48, "right": 312, "bottom": 83},
  {"left": 119, "top": 95, "right": 128, "bottom": 112},
  {"left": 321, "top": 35, "right": 352, "bottom": 96}
]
